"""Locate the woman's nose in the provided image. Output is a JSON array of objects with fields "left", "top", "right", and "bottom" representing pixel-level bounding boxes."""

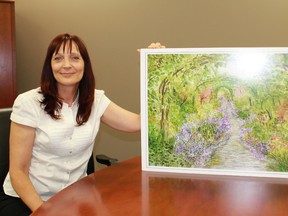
[{"left": 63, "top": 57, "right": 72, "bottom": 68}]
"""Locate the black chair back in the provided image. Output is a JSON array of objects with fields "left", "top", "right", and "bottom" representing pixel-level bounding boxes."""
[{"left": 0, "top": 108, "right": 12, "bottom": 193}]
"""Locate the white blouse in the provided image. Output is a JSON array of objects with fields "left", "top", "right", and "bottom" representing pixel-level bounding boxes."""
[{"left": 3, "top": 87, "right": 110, "bottom": 201}]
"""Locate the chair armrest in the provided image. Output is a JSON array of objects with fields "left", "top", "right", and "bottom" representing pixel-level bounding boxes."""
[{"left": 96, "top": 154, "right": 118, "bottom": 166}]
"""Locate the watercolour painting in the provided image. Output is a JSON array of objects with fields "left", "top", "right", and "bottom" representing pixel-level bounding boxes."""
[{"left": 140, "top": 48, "right": 288, "bottom": 178}]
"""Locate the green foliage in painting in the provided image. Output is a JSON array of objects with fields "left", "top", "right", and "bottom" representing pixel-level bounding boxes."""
[{"left": 146, "top": 51, "right": 288, "bottom": 172}]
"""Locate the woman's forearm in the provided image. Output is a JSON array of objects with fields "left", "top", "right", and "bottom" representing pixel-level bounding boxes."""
[{"left": 10, "top": 170, "right": 44, "bottom": 212}]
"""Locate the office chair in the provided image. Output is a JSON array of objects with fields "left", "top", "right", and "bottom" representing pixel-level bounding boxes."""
[
  {"left": 0, "top": 108, "right": 12, "bottom": 193},
  {"left": 86, "top": 154, "right": 118, "bottom": 174},
  {"left": 95, "top": 154, "right": 118, "bottom": 166}
]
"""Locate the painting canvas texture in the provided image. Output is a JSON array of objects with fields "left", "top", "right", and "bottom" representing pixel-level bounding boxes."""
[{"left": 141, "top": 48, "right": 288, "bottom": 178}]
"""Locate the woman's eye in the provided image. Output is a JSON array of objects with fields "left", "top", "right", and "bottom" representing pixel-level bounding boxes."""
[
  {"left": 54, "top": 56, "right": 63, "bottom": 61},
  {"left": 71, "top": 56, "right": 80, "bottom": 60}
]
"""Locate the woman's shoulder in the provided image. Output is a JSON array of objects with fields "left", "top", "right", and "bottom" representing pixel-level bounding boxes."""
[
  {"left": 94, "top": 89, "right": 110, "bottom": 100},
  {"left": 14, "top": 87, "right": 43, "bottom": 106},
  {"left": 18, "top": 87, "right": 42, "bottom": 97},
  {"left": 94, "top": 89, "right": 105, "bottom": 95},
  {"left": 93, "top": 89, "right": 111, "bottom": 107},
  {"left": 11, "top": 88, "right": 43, "bottom": 127}
]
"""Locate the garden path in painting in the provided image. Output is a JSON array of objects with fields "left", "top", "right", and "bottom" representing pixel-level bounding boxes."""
[{"left": 210, "top": 104, "right": 270, "bottom": 171}]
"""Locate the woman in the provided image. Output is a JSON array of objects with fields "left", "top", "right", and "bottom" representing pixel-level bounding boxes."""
[{"left": 0, "top": 33, "right": 164, "bottom": 215}]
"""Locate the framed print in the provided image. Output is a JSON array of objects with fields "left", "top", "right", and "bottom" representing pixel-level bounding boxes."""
[{"left": 140, "top": 47, "right": 288, "bottom": 178}]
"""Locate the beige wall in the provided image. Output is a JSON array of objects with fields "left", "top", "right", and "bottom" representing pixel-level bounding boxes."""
[{"left": 14, "top": 0, "right": 288, "bottom": 169}]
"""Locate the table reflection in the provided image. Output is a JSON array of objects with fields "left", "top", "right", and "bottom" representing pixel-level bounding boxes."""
[{"left": 141, "top": 170, "right": 288, "bottom": 216}]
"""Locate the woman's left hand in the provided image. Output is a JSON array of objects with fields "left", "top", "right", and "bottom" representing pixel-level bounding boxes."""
[
  {"left": 137, "top": 42, "right": 166, "bottom": 52},
  {"left": 147, "top": 42, "right": 166, "bottom": 49}
]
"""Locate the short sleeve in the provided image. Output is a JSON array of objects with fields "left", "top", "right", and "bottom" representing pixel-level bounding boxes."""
[
  {"left": 10, "top": 89, "right": 41, "bottom": 128},
  {"left": 94, "top": 90, "right": 111, "bottom": 118}
]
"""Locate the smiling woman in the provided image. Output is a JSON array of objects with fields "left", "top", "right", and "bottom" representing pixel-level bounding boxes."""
[{"left": 0, "top": 33, "right": 145, "bottom": 215}]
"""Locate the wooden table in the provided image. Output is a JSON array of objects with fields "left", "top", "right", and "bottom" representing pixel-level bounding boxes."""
[{"left": 31, "top": 157, "right": 288, "bottom": 216}]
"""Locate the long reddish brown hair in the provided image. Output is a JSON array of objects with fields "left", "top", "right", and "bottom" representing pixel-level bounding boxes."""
[{"left": 40, "top": 33, "right": 95, "bottom": 126}]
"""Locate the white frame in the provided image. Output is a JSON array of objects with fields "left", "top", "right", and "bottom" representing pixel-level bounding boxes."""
[{"left": 141, "top": 47, "right": 288, "bottom": 179}]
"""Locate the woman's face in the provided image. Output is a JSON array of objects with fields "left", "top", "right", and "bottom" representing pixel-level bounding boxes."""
[{"left": 51, "top": 41, "right": 85, "bottom": 88}]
